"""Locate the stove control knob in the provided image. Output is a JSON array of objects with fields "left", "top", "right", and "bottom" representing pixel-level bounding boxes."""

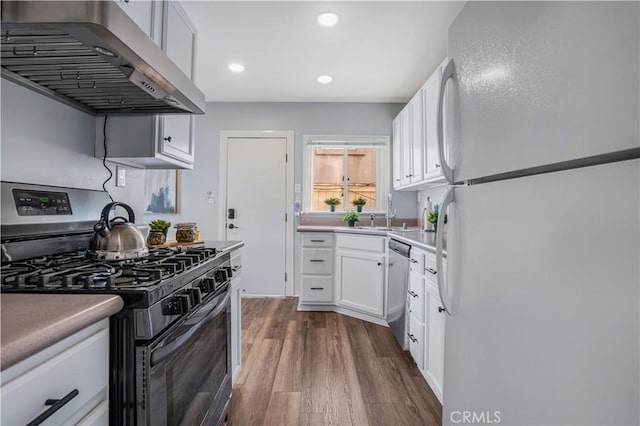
[
  {"left": 185, "top": 288, "right": 202, "bottom": 306},
  {"left": 199, "top": 277, "right": 216, "bottom": 294},
  {"left": 223, "top": 266, "right": 233, "bottom": 278},
  {"left": 162, "top": 294, "right": 190, "bottom": 316},
  {"left": 214, "top": 268, "right": 228, "bottom": 283}
]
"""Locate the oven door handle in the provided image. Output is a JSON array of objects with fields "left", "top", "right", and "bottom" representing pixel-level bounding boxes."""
[{"left": 151, "top": 292, "right": 230, "bottom": 366}]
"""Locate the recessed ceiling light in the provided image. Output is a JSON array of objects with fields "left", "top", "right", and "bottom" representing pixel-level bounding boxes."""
[
  {"left": 317, "top": 12, "right": 339, "bottom": 27},
  {"left": 317, "top": 75, "right": 333, "bottom": 84},
  {"left": 228, "top": 63, "right": 245, "bottom": 73}
]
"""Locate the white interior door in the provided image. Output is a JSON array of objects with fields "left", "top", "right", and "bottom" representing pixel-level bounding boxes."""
[{"left": 226, "top": 137, "right": 287, "bottom": 295}]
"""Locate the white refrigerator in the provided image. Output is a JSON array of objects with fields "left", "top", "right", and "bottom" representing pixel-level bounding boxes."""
[{"left": 434, "top": 2, "right": 639, "bottom": 425}]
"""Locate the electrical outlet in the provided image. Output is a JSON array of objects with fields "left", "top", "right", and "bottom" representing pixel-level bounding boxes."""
[{"left": 116, "top": 166, "right": 126, "bottom": 187}]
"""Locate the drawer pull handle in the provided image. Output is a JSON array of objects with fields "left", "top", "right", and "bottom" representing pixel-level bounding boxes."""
[
  {"left": 309, "top": 259, "right": 324, "bottom": 263},
  {"left": 27, "top": 389, "right": 79, "bottom": 426},
  {"left": 426, "top": 268, "right": 437, "bottom": 275},
  {"left": 408, "top": 290, "right": 418, "bottom": 298},
  {"left": 409, "top": 259, "right": 418, "bottom": 264},
  {"left": 438, "top": 306, "right": 446, "bottom": 313},
  {"left": 310, "top": 287, "right": 324, "bottom": 290},
  {"left": 407, "top": 333, "right": 418, "bottom": 343},
  {"left": 310, "top": 239, "right": 325, "bottom": 242}
]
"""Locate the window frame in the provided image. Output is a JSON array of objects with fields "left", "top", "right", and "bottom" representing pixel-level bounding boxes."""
[{"left": 302, "top": 134, "right": 390, "bottom": 213}]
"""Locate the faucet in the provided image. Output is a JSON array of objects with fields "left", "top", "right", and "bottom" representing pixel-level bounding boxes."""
[
  {"left": 370, "top": 214, "right": 375, "bottom": 228},
  {"left": 385, "top": 193, "right": 396, "bottom": 228}
]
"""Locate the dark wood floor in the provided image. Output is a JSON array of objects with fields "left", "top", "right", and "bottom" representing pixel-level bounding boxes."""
[{"left": 230, "top": 297, "right": 442, "bottom": 426}]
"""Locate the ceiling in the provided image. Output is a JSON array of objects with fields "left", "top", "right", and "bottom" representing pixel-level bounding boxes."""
[{"left": 180, "top": 1, "right": 465, "bottom": 103}]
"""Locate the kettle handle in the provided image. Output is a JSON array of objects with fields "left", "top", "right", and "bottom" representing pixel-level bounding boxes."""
[{"left": 99, "top": 202, "right": 136, "bottom": 230}]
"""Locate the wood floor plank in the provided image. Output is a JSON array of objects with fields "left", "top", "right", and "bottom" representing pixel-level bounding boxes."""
[
  {"left": 272, "top": 320, "right": 306, "bottom": 392},
  {"left": 263, "top": 392, "right": 301, "bottom": 426}
]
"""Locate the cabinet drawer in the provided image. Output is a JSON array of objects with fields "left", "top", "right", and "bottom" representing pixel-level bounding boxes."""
[
  {"left": 408, "top": 314, "right": 425, "bottom": 370},
  {"left": 1, "top": 328, "right": 109, "bottom": 426},
  {"left": 301, "top": 276, "right": 333, "bottom": 303},
  {"left": 408, "top": 273, "right": 426, "bottom": 323},
  {"left": 409, "top": 249, "right": 425, "bottom": 274},
  {"left": 425, "top": 252, "right": 437, "bottom": 275},
  {"left": 302, "top": 233, "right": 334, "bottom": 247},
  {"left": 301, "top": 249, "right": 333, "bottom": 274},
  {"left": 336, "top": 235, "right": 385, "bottom": 253}
]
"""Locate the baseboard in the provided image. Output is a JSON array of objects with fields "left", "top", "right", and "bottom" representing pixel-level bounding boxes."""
[{"left": 297, "top": 302, "right": 389, "bottom": 327}]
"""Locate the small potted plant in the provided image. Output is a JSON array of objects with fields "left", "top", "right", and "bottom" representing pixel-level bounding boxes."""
[
  {"left": 149, "top": 219, "right": 172, "bottom": 237},
  {"left": 343, "top": 210, "right": 360, "bottom": 227},
  {"left": 427, "top": 211, "right": 447, "bottom": 233},
  {"left": 324, "top": 197, "right": 341, "bottom": 212},
  {"left": 352, "top": 197, "right": 367, "bottom": 212}
]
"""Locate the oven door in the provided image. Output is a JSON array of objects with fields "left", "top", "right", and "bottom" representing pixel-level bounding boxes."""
[{"left": 138, "top": 290, "right": 232, "bottom": 426}]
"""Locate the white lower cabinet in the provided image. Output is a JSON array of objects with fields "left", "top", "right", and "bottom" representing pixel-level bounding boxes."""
[
  {"left": 425, "top": 282, "right": 446, "bottom": 402},
  {"left": 335, "top": 234, "right": 386, "bottom": 318},
  {"left": 1, "top": 320, "right": 110, "bottom": 426},
  {"left": 300, "top": 233, "right": 335, "bottom": 304},
  {"left": 336, "top": 250, "right": 386, "bottom": 317},
  {"left": 230, "top": 248, "right": 243, "bottom": 383}
]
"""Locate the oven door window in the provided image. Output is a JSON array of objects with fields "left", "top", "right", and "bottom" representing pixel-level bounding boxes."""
[{"left": 148, "top": 294, "right": 230, "bottom": 426}]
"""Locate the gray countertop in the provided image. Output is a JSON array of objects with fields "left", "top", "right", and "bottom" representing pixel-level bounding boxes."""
[
  {"left": 297, "top": 226, "right": 445, "bottom": 254},
  {"left": 1, "top": 294, "right": 124, "bottom": 370}
]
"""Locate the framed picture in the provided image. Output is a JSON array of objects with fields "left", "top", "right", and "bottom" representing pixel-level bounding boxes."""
[{"left": 144, "top": 170, "right": 178, "bottom": 214}]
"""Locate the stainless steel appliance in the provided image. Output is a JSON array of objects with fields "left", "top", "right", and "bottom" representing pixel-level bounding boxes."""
[
  {"left": 386, "top": 239, "right": 411, "bottom": 350},
  {"left": 436, "top": 2, "right": 639, "bottom": 425},
  {"left": 0, "top": 1, "right": 205, "bottom": 115},
  {"left": 89, "top": 202, "right": 149, "bottom": 260},
  {"left": 1, "top": 181, "right": 235, "bottom": 426}
]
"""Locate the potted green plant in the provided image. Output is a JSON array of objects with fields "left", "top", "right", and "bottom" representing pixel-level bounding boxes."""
[
  {"left": 427, "top": 211, "right": 447, "bottom": 233},
  {"left": 324, "top": 197, "right": 341, "bottom": 212},
  {"left": 352, "top": 197, "right": 367, "bottom": 212},
  {"left": 343, "top": 210, "right": 360, "bottom": 227},
  {"left": 149, "top": 219, "right": 172, "bottom": 236}
]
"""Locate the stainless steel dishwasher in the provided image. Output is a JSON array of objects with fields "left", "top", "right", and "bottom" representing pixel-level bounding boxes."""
[{"left": 387, "top": 238, "right": 411, "bottom": 350}]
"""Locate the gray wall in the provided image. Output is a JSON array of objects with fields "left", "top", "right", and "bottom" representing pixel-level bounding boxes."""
[
  {"left": 1, "top": 79, "right": 146, "bottom": 220},
  {"left": 152, "top": 101, "right": 417, "bottom": 241}
]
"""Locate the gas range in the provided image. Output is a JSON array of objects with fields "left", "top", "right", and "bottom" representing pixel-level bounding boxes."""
[{"left": 1, "top": 182, "right": 236, "bottom": 425}]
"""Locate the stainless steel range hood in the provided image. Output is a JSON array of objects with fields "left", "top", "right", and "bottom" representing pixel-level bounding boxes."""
[{"left": 0, "top": 1, "right": 205, "bottom": 115}]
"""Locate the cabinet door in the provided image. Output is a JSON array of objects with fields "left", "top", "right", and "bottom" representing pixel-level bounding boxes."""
[
  {"left": 116, "top": 0, "right": 154, "bottom": 39},
  {"left": 336, "top": 250, "right": 385, "bottom": 317},
  {"left": 400, "top": 107, "right": 412, "bottom": 187},
  {"left": 163, "top": 1, "right": 196, "bottom": 79},
  {"left": 408, "top": 313, "right": 425, "bottom": 370},
  {"left": 425, "top": 284, "right": 445, "bottom": 402},
  {"left": 392, "top": 117, "right": 403, "bottom": 190},
  {"left": 423, "top": 65, "right": 442, "bottom": 179},
  {"left": 408, "top": 270, "right": 425, "bottom": 323},
  {"left": 409, "top": 91, "right": 424, "bottom": 184},
  {"left": 159, "top": 115, "right": 195, "bottom": 164}
]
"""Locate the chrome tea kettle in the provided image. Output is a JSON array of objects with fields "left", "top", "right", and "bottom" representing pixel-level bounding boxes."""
[{"left": 88, "top": 202, "right": 149, "bottom": 260}]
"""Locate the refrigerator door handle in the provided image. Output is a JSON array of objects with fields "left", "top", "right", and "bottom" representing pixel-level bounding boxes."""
[
  {"left": 437, "top": 59, "right": 456, "bottom": 185},
  {"left": 436, "top": 186, "right": 454, "bottom": 315}
]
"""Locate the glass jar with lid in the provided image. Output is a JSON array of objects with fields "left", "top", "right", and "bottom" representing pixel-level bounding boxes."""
[{"left": 175, "top": 223, "right": 197, "bottom": 243}]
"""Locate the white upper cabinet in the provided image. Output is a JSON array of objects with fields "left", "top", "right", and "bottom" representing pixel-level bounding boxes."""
[
  {"left": 409, "top": 91, "right": 425, "bottom": 184},
  {"left": 392, "top": 59, "right": 447, "bottom": 190},
  {"left": 96, "top": 1, "right": 197, "bottom": 169}
]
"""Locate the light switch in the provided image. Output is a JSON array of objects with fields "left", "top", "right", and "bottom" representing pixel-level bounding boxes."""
[{"left": 206, "top": 191, "right": 215, "bottom": 204}]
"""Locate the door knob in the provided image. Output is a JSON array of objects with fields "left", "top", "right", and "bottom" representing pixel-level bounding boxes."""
[
  {"left": 228, "top": 224, "right": 238, "bottom": 229},
  {"left": 438, "top": 306, "right": 445, "bottom": 313}
]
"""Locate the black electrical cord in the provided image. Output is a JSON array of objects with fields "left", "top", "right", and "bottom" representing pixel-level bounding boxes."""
[{"left": 101, "top": 115, "right": 114, "bottom": 202}]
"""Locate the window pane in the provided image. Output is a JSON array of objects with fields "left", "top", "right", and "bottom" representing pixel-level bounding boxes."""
[
  {"left": 312, "top": 147, "right": 344, "bottom": 210},
  {"left": 347, "top": 148, "right": 376, "bottom": 211}
]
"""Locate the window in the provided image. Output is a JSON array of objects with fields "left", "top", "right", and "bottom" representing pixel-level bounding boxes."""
[{"left": 303, "top": 135, "right": 390, "bottom": 212}]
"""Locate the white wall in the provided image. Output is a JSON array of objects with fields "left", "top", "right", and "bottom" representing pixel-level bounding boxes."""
[
  {"left": 152, "top": 101, "right": 415, "bottom": 241},
  {"left": 1, "top": 79, "right": 146, "bottom": 220}
]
